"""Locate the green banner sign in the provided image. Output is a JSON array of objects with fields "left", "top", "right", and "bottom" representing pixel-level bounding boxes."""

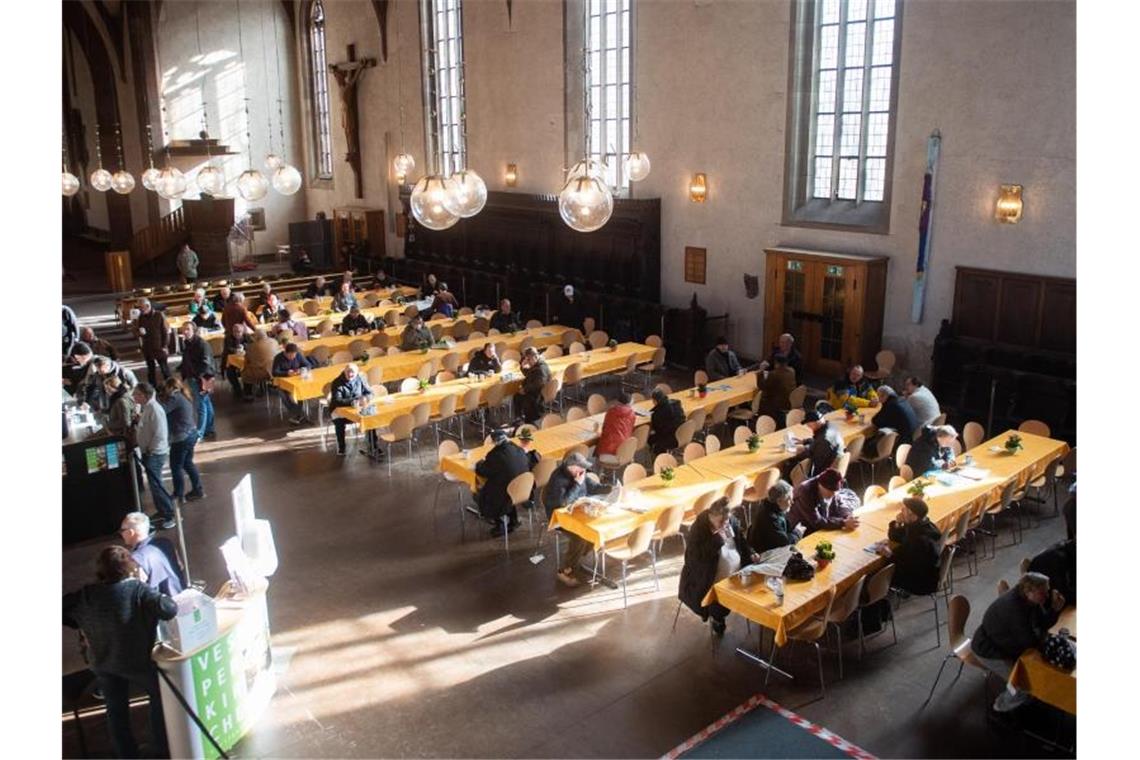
[{"left": 190, "top": 628, "right": 244, "bottom": 759}]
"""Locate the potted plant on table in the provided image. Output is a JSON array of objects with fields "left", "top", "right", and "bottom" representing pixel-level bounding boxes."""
[
  {"left": 843, "top": 400, "right": 858, "bottom": 421},
  {"left": 518, "top": 427, "right": 534, "bottom": 449},
  {"left": 607, "top": 338, "right": 618, "bottom": 352},
  {"left": 660, "top": 467, "right": 676, "bottom": 485},
  {"left": 747, "top": 434, "right": 762, "bottom": 453},
  {"left": 814, "top": 540, "right": 836, "bottom": 570},
  {"left": 698, "top": 383, "right": 708, "bottom": 399},
  {"left": 1004, "top": 433, "right": 1024, "bottom": 455},
  {"left": 417, "top": 378, "right": 430, "bottom": 393},
  {"left": 907, "top": 479, "right": 928, "bottom": 498}
]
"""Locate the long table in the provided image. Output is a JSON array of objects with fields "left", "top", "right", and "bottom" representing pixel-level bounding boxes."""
[
  {"left": 440, "top": 373, "right": 760, "bottom": 489},
  {"left": 167, "top": 285, "right": 420, "bottom": 332},
  {"left": 1009, "top": 607, "right": 1076, "bottom": 715},
  {"left": 703, "top": 430, "right": 1070, "bottom": 647}
]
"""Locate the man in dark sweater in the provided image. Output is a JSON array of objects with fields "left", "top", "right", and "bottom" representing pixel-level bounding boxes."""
[
  {"left": 875, "top": 497, "right": 942, "bottom": 594},
  {"left": 63, "top": 546, "right": 179, "bottom": 758},
  {"left": 476, "top": 429, "right": 531, "bottom": 535},
  {"left": 179, "top": 321, "right": 217, "bottom": 439},
  {"left": 971, "top": 572, "right": 1064, "bottom": 711},
  {"left": 273, "top": 343, "right": 314, "bottom": 424},
  {"left": 704, "top": 336, "right": 742, "bottom": 381},
  {"left": 543, "top": 452, "right": 611, "bottom": 586},
  {"left": 871, "top": 385, "right": 918, "bottom": 444},
  {"left": 648, "top": 387, "right": 686, "bottom": 455},
  {"left": 789, "top": 468, "right": 861, "bottom": 536},
  {"left": 490, "top": 298, "right": 521, "bottom": 333},
  {"left": 747, "top": 479, "right": 803, "bottom": 552}
]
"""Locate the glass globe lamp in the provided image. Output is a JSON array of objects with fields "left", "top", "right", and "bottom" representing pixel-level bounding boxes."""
[
  {"left": 393, "top": 153, "right": 415, "bottom": 181},
  {"left": 110, "top": 170, "right": 136, "bottom": 194},
  {"left": 444, "top": 169, "right": 487, "bottom": 218},
  {"left": 410, "top": 174, "right": 460, "bottom": 230},
  {"left": 62, "top": 172, "right": 81, "bottom": 197},
  {"left": 155, "top": 166, "right": 187, "bottom": 199},
  {"left": 558, "top": 174, "right": 613, "bottom": 233},
  {"left": 196, "top": 165, "right": 227, "bottom": 196},
  {"left": 141, "top": 167, "right": 162, "bottom": 191},
  {"left": 626, "top": 151, "right": 651, "bottom": 182},
  {"left": 566, "top": 157, "right": 608, "bottom": 182},
  {"left": 265, "top": 153, "right": 285, "bottom": 171},
  {"left": 271, "top": 164, "right": 303, "bottom": 195},
  {"left": 90, "top": 168, "right": 113, "bottom": 192},
  {"left": 237, "top": 169, "right": 269, "bottom": 201}
]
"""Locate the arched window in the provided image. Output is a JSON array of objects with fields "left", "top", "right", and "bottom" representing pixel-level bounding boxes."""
[{"left": 308, "top": 1, "right": 333, "bottom": 179}]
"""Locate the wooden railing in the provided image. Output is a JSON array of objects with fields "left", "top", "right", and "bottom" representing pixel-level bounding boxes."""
[{"left": 129, "top": 205, "right": 188, "bottom": 269}]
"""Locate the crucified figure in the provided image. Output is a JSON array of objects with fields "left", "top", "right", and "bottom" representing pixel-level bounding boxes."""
[{"left": 329, "top": 44, "right": 376, "bottom": 198}]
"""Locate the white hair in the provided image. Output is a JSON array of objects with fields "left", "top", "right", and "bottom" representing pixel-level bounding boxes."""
[
  {"left": 122, "top": 511, "right": 150, "bottom": 534},
  {"left": 195, "top": 288, "right": 206, "bottom": 298}
]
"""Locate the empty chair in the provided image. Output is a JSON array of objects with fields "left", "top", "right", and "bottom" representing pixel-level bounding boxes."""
[
  {"left": 599, "top": 436, "right": 639, "bottom": 483},
  {"left": 330, "top": 349, "right": 353, "bottom": 365},
  {"left": 435, "top": 371, "right": 457, "bottom": 384},
  {"left": 785, "top": 408, "right": 805, "bottom": 427},
  {"left": 541, "top": 377, "right": 562, "bottom": 412},
  {"left": 600, "top": 522, "right": 659, "bottom": 607},
  {"left": 416, "top": 361, "right": 435, "bottom": 383},
  {"left": 857, "top": 565, "right": 898, "bottom": 657},
  {"left": 733, "top": 426, "right": 752, "bottom": 446},
  {"left": 472, "top": 317, "right": 490, "bottom": 333},
  {"left": 789, "top": 459, "right": 811, "bottom": 487},
  {"left": 863, "top": 484, "right": 887, "bottom": 503},
  {"left": 898, "top": 464, "right": 913, "bottom": 481},
  {"left": 501, "top": 348, "right": 522, "bottom": 363},
  {"left": 888, "top": 475, "right": 908, "bottom": 491},
  {"left": 857, "top": 430, "right": 898, "bottom": 485},
  {"left": 451, "top": 320, "right": 472, "bottom": 340},
  {"left": 652, "top": 504, "right": 686, "bottom": 556},
  {"left": 636, "top": 347, "right": 667, "bottom": 390},
  {"left": 582, "top": 317, "right": 596, "bottom": 334},
  {"left": 302, "top": 299, "right": 321, "bottom": 316},
  {"left": 950, "top": 439, "right": 963, "bottom": 456},
  {"left": 996, "top": 579, "right": 1010, "bottom": 595},
  {"left": 588, "top": 330, "right": 610, "bottom": 349},
  {"left": 587, "top": 393, "right": 608, "bottom": 415},
  {"left": 895, "top": 443, "right": 912, "bottom": 473},
  {"left": 441, "top": 352, "right": 463, "bottom": 374},
  {"left": 483, "top": 383, "right": 513, "bottom": 429},
  {"left": 1018, "top": 419, "right": 1051, "bottom": 437},
  {"left": 561, "top": 362, "right": 586, "bottom": 404},
  {"left": 728, "top": 390, "right": 763, "bottom": 426},
  {"left": 377, "top": 413, "right": 416, "bottom": 476},
  {"left": 622, "top": 462, "right": 648, "bottom": 484},
  {"left": 865, "top": 350, "right": 897, "bottom": 382},
  {"left": 925, "top": 544, "right": 958, "bottom": 646},
  {"left": 566, "top": 406, "right": 589, "bottom": 422},
  {"left": 653, "top": 452, "right": 678, "bottom": 474},
  {"left": 688, "top": 408, "right": 709, "bottom": 435},
  {"left": 932, "top": 412, "right": 948, "bottom": 426},
  {"left": 744, "top": 468, "right": 782, "bottom": 504},
  {"left": 834, "top": 451, "right": 852, "bottom": 478},
  {"left": 348, "top": 339, "right": 368, "bottom": 358},
  {"left": 365, "top": 347, "right": 385, "bottom": 359},
  {"left": 457, "top": 306, "right": 475, "bottom": 316},
  {"left": 429, "top": 324, "right": 445, "bottom": 341},
  {"left": 823, "top": 576, "right": 866, "bottom": 679},
  {"left": 705, "top": 400, "right": 730, "bottom": 439},
  {"left": 705, "top": 435, "right": 721, "bottom": 454},
  {"left": 366, "top": 365, "right": 385, "bottom": 386},
  {"left": 316, "top": 318, "right": 336, "bottom": 337},
  {"left": 682, "top": 442, "right": 705, "bottom": 463},
  {"left": 540, "top": 412, "right": 564, "bottom": 430},
  {"left": 568, "top": 341, "right": 586, "bottom": 354},
  {"left": 400, "top": 377, "right": 421, "bottom": 393},
  {"left": 468, "top": 330, "right": 486, "bottom": 341},
  {"left": 962, "top": 421, "right": 985, "bottom": 451},
  {"left": 764, "top": 585, "right": 838, "bottom": 698},
  {"left": 518, "top": 336, "right": 535, "bottom": 352},
  {"left": 500, "top": 472, "right": 536, "bottom": 552},
  {"left": 672, "top": 420, "right": 698, "bottom": 452},
  {"left": 754, "top": 415, "right": 777, "bottom": 436},
  {"left": 531, "top": 457, "right": 559, "bottom": 518},
  {"left": 525, "top": 319, "right": 543, "bottom": 329},
  {"left": 630, "top": 392, "right": 646, "bottom": 404},
  {"left": 787, "top": 385, "right": 807, "bottom": 411},
  {"left": 644, "top": 334, "right": 663, "bottom": 347},
  {"left": 544, "top": 344, "right": 564, "bottom": 359},
  {"left": 308, "top": 344, "right": 331, "bottom": 366},
  {"left": 694, "top": 369, "right": 709, "bottom": 387}
]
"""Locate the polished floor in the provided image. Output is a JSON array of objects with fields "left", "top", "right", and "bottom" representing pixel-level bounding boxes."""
[{"left": 62, "top": 347, "right": 1074, "bottom": 758}]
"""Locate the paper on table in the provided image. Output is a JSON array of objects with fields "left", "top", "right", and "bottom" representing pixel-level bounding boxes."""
[
  {"left": 955, "top": 466, "right": 990, "bottom": 480},
  {"left": 736, "top": 545, "right": 794, "bottom": 578}
]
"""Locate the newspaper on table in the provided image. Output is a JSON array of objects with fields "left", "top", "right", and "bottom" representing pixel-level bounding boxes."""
[
  {"left": 733, "top": 545, "right": 796, "bottom": 580},
  {"left": 567, "top": 483, "right": 626, "bottom": 517}
]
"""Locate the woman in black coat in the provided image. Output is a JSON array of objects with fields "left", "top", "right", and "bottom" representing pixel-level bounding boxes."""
[{"left": 679, "top": 498, "right": 759, "bottom": 636}]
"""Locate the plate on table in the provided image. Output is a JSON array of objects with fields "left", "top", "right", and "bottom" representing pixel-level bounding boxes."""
[{"left": 988, "top": 446, "right": 1004, "bottom": 453}]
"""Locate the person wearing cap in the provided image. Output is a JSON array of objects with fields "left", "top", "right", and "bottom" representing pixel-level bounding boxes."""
[
  {"left": 759, "top": 333, "right": 804, "bottom": 381},
  {"left": 332, "top": 282, "right": 359, "bottom": 313},
  {"left": 871, "top": 384, "right": 917, "bottom": 444},
  {"left": 272, "top": 343, "right": 314, "bottom": 425},
  {"left": 596, "top": 391, "right": 636, "bottom": 459},
  {"left": 135, "top": 298, "right": 172, "bottom": 387},
  {"left": 275, "top": 308, "right": 310, "bottom": 342},
  {"left": 304, "top": 276, "right": 331, "bottom": 300},
  {"left": 747, "top": 480, "right": 805, "bottom": 552},
  {"left": 467, "top": 343, "right": 502, "bottom": 376},
  {"left": 796, "top": 410, "right": 846, "bottom": 477},
  {"left": 341, "top": 304, "right": 375, "bottom": 336},
  {"left": 648, "top": 387, "right": 686, "bottom": 455},
  {"left": 543, "top": 451, "right": 611, "bottom": 586},
  {"left": 490, "top": 298, "right": 521, "bottom": 333},
  {"left": 552, "top": 284, "right": 586, "bottom": 333},
  {"left": 430, "top": 282, "right": 459, "bottom": 318},
  {"left": 680, "top": 497, "right": 761, "bottom": 636},
  {"left": 330, "top": 363, "right": 375, "bottom": 456},
  {"left": 906, "top": 424, "right": 958, "bottom": 475},
  {"left": 400, "top": 314, "right": 434, "bottom": 350},
  {"left": 476, "top": 428, "right": 531, "bottom": 536},
  {"left": 826, "top": 364, "right": 878, "bottom": 412},
  {"left": 757, "top": 353, "right": 796, "bottom": 426},
  {"left": 519, "top": 347, "right": 550, "bottom": 423},
  {"left": 704, "top": 336, "right": 742, "bottom": 381},
  {"left": 876, "top": 497, "right": 942, "bottom": 594},
  {"left": 789, "top": 467, "right": 860, "bottom": 536}
]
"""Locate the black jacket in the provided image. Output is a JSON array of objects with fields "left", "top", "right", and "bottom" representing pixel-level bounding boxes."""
[
  {"left": 340, "top": 313, "right": 374, "bottom": 335},
  {"left": 468, "top": 351, "right": 501, "bottom": 376},
  {"left": 972, "top": 588, "right": 1061, "bottom": 661},
  {"left": 179, "top": 335, "right": 216, "bottom": 380},
  {"left": 401, "top": 324, "right": 434, "bottom": 350},
  {"left": 330, "top": 373, "right": 371, "bottom": 410},
  {"left": 873, "top": 396, "right": 918, "bottom": 444},
  {"left": 304, "top": 282, "right": 332, "bottom": 299},
  {"left": 649, "top": 398, "right": 686, "bottom": 454},
  {"left": 475, "top": 441, "right": 531, "bottom": 520},
  {"left": 1028, "top": 539, "right": 1076, "bottom": 605},
  {"left": 552, "top": 296, "right": 585, "bottom": 331},
  {"left": 705, "top": 347, "right": 742, "bottom": 381},
  {"left": 542, "top": 464, "right": 610, "bottom": 517},
  {"left": 490, "top": 310, "right": 520, "bottom": 333},
  {"left": 907, "top": 425, "right": 954, "bottom": 474},
  {"left": 766, "top": 346, "right": 804, "bottom": 381},
  {"left": 62, "top": 579, "right": 178, "bottom": 676},
  {"left": 679, "top": 512, "right": 753, "bottom": 618},
  {"left": 806, "top": 421, "right": 845, "bottom": 476},
  {"left": 747, "top": 499, "right": 796, "bottom": 553},
  {"left": 521, "top": 359, "right": 551, "bottom": 395},
  {"left": 887, "top": 517, "right": 943, "bottom": 594}
]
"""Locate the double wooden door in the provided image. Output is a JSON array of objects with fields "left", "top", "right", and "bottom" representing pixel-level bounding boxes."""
[{"left": 763, "top": 247, "right": 888, "bottom": 380}]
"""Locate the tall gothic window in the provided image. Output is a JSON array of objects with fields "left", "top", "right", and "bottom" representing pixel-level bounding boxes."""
[
  {"left": 308, "top": 1, "right": 333, "bottom": 179},
  {"left": 585, "top": 0, "right": 631, "bottom": 193},
  {"left": 422, "top": 0, "right": 465, "bottom": 176}
]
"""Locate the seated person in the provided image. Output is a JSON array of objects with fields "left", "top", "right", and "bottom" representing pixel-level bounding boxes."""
[
  {"left": 290, "top": 247, "right": 315, "bottom": 274},
  {"left": 187, "top": 288, "right": 213, "bottom": 318},
  {"left": 704, "top": 336, "right": 742, "bottom": 381},
  {"left": 489, "top": 298, "right": 520, "bottom": 333},
  {"left": 543, "top": 452, "right": 610, "bottom": 586},
  {"left": 272, "top": 343, "right": 314, "bottom": 425},
  {"left": 747, "top": 480, "right": 803, "bottom": 552},
  {"left": 191, "top": 308, "right": 220, "bottom": 331},
  {"left": 902, "top": 376, "right": 941, "bottom": 429},
  {"left": 797, "top": 410, "right": 845, "bottom": 477},
  {"left": 757, "top": 354, "right": 796, "bottom": 426},
  {"left": 648, "top": 387, "right": 685, "bottom": 455},
  {"left": 467, "top": 343, "right": 501, "bottom": 376},
  {"left": 400, "top": 315, "right": 434, "bottom": 350},
  {"left": 210, "top": 285, "right": 232, "bottom": 313},
  {"left": 788, "top": 468, "right": 860, "bottom": 536},
  {"left": 1027, "top": 538, "right": 1076, "bottom": 605},
  {"left": 332, "top": 282, "right": 359, "bottom": 313},
  {"left": 374, "top": 270, "right": 390, "bottom": 288},
  {"left": 304, "top": 276, "right": 331, "bottom": 300},
  {"left": 119, "top": 512, "right": 184, "bottom": 596},
  {"left": 256, "top": 294, "right": 282, "bottom": 324},
  {"left": 875, "top": 497, "right": 942, "bottom": 594},
  {"left": 274, "top": 308, "right": 310, "bottom": 341},
  {"left": 872, "top": 385, "right": 918, "bottom": 443},
  {"left": 759, "top": 333, "right": 803, "bottom": 380},
  {"left": 341, "top": 270, "right": 360, "bottom": 292},
  {"left": 79, "top": 326, "right": 117, "bottom": 361},
  {"left": 475, "top": 428, "right": 531, "bottom": 536},
  {"left": 426, "top": 273, "right": 441, "bottom": 295},
  {"left": 596, "top": 391, "right": 636, "bottom": 460},
  {"left": 518, "top": 347, "right": 550, "bottom": 423},
  {"left": 340, "top": 305, "right": 374, "bottom": 336},
  {"left": 222, "top": 323, "right": 254, "bottom": 399},
  {"left": 679, "top": 497, "right": 760, "bottom": 636},
  {"left": 329, "top": 363, "right": 376, "bottom": 456},
  {"left": 970, "top": 572, "right": 1064, "bottom": 712},
  {"left": 826, "top": 364, "right": 879, "bottom": 411},
  {"left": 431, "top": 282, "right": 459, "bottom": 318},
  {"left": 907, "top": 424, "right": 958, "bottom": 474}
]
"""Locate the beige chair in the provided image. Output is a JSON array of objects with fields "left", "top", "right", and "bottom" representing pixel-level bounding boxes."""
[
  {"left": 865, "top": 349, "right": 896, "bottom": 382},
  {"left": 468, "top": 330, "right": 486, "bottom": 341},
  {"left": 457, "top": 306, "right": 474, "bottom": 317},
  {"left": 366, "top": 347, "right": 385, "bottom": 359},
  {"left": 378, "top": 413, "right": 416, "bottom": 476},
  {"left": 950, "top": 439, "right": 963, "bottom": 457},
  {"left": 683, "top": 490, "right": 721, "bottom": 530},
  {"left": 540, "top": 412, "right": 564, "bottom": 430},
  {"left": 434, "top": 440, "right": 470, "bottom": 538},
  {"left": 566, "top": 406, "right": 589, "bottom": 422},
  {"left": 308, "top": 344, "right": 332, "bottom": 366},
  {"left": 744, "top": 468, "right": 781, "bottom": 505},
  {"left": 728, "top": 390, "right": 763, "bottom": 426},
  {"left": 996, "top": 579, "right": 1010, "bottom": 595},
  {"left": 366, "top": 365, "right": 385, "bottom": 386},
  {"left": 541, "top": 377, "right": 562, "bottom": 412},
  {"left": 582, "top": 317, "right": 596, "bottom": 335},
  {"left": 653, "top": 452, "right": 678, "bottom": 474},
  {"left": 863, "top": 484, "right": 887, "bottom": 503},
  {"left": 302, "top": 299, "right": 321, "bottom": 317},
  {"left": 601, "top": 523, "right": 659, "bottom": 608},
  {"left": 387, "top": 346, "right": 401, "bottom": 355},
  {"left": 754, "top": 415, "right": 777, "bottom": 436},
  {"left": 525, "top": 319, "right": 543, "bottom": 329},
  {"left": 484, "top": 383, "right": 513, "bottom": 429},
  {"left": 787, "top": 385, "right": 807, "bottom": 411},
  {"left": 500, "top": 359, "right": 520, "bottom": 374},
  {"left": 682, "top": 442, "right": 705, "bottom": 463},
  {"left": 330, "top": 349, "right": 353, "bottom": 365},
  {"left": 441, "top": 352, "right": 463, "bottom": 374},
  {"left": 501, "top": 348, "right": 522, "bottom": 364},
  {"left": 932, "top": 412, "right": 948, "bottom": 426},
  {"left": 962, "top": 421, "right": 985, "bottom": 451},
  {"left": 460, "top": 387, "right": 483, "bottom": 444},
  {"left": 724, "top": 477, "right": 748, "bottom": 515},
  {"left": 616, "top": 353, "right": 640, "bottom": 390},
  {"left": 895, "top": 443, "right": 911, "bottom": 472},
  {"left": 399, "top": 377, "right": 421, "bottom": 393},
  {"left": 948, "top": 511, "right": 977, "bottom": 576},
  {"left": 898, "top": 464, "right": 913, "bottom": 481},
  {"left": 705, "top": 435, "right": 721, "bottom": 454},
  {"left": 834, "top": 451, "right": 852, "bottom": 478},
  {"left": 765, "top": 585, "right": 838, "bottom": 698},
  {"left": 500, "top": 472, "right": 536, "bottom": 552},
  {"left": 789, "top": 459, "right": 810, "bottom": 487},
  {"left": 317, "top": 318, "right": 336, "bottom": 337},
  {"left": 694, "top": 369, "right": 710, "bottom": 387},
  {"left": 622, "top": 462, "right": 648, "bottom": 484},
  {"left": 410, "top": 401, "right": 432, "bottom": 454},
  {"left": 568, "top": 341, "right": 586, "bottom": 354},
  {"left": 857, "top": 565, "right": 897, "bottom": 657},
  {"left": 472, "top": 317, "right": 491, "bottom": 333},
  {"left": 845, "top": 434, "right": 866, "bottom": 468},
  {"left": 824, "top": 576, "right": 867, "bottom": 679},
  {"left": 588, "top": 330, "right": 610, "bottom": 349},
  {"left": 733, "top": 426, "right": 752, "bottom": 446},
  {"left": 416, "top": 360, "right": 436, "bottom": 383},
  {"left": 587, "top": 393, "right": 608, "bottom": 415},
  {"left": 887, "top": 475, "right": 908, "bottom": 491},
  {"left": 636, "top": 347, "right": 667, "bottom": 390},
  {"left": 918, "top": 543, "right": 959, "bottom": 647},
  {"left": 644, "top": 334, "right": 663, "bottom": 348},
  {"left": 450, "top": 320, "right": 471, "bottom": 340},
  {"left": 348, "top": 339, "right": 368, "bottom": 358},
  {"left": 544, "top": 344, "right": 564, "bottom": 359},
  {"left": 632, "top": 424, "right": 651, "bottom": 464},
  {"left": 531, "top": 457, "right": 559, "bottom": 516},
  {"left": 1018, "top": 419, "right": 1051, "bottom": 437},
  {"left": 562, "top": 361, "right": 586, "bottom": 405},
  {"left": 652, "top": 504, "right": 686, "bottom": 556},
  {"left": 705, "top": 400, "right": 730, "bottom": 440},
  {"left": 857, "top": 430, "right": 898, "bottom": 485},
  {"left": 431, "top": 393, "right": 461, "bottom": 448},
  {"left": 785, "top": 408, "right": 805, "bottom": 427},
  {"left": 599, "top": 436, "right": 639, "bottom": 483}
]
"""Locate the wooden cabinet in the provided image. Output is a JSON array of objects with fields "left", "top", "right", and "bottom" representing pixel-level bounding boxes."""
[
  {"left": 763, "top": 247, "right": 888, "bottom": 379},
  {"left": 332, "top": 207, "right": 386, "bottom": 267},
  {"left": 951, "top": 267, "right": 1075, "bottom": 354}
]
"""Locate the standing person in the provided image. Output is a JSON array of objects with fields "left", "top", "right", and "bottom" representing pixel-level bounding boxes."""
[
  {"left": 747, "top": 480, "right": 803, "bottom": 552},
  {"left": 62, "top": 547, "right": 178, "bottom": 759},
  {"left": 543, "top": 452, "right": 611, "bottom": 586},
  {"left": 329, "top": 363, "right": 375, "bottom": 456},
  {"left": 871, "top": 385, "right": 918, "bottom": 444},
  {"left": 759, "top": 333, "right": 804, "bottom": 381},
  {"left": 102, "top": 374, "right": 137, "bottom": 438},
  {"left": 159, "top": 377, "right": 206, "bottom": 504},
  {"left": 902, "top": 376, "right": 941, "bottom": 429},
  {"left": 475, "top": 429, "right": 530, "bottom": 536},
  {"left": 119, "top": 512, "right": 185, "bottom": 596},
  {"left": 552, "top": 284, "right": 586, "bottom": 333},
  {"left": 789, "top": 468, "right": 860, "bottom": 536},
  {"left": 176, "top": 243, "right": 199, "bottom": 283},
  {"left": 704, "top": 336, "right": 743, "bottom": 380},
  {"left": 135, "top": 299, "right": 171, "bottom": 386},
  {"left": 648, "top": 387, "right": 685, "bottom": 455},
  {"left": 272, "top": 343, "right": 314, "bottom": 425},
  {"left": 222, "top": 291, "right": 257, "bottom": 332},
  {"left": 595, "top": 391, "right": 636, "bottom": 459},
  {"left": 679, "top": 497, "right": 760, "bottom": 636},
  {"left": 518, "top": 347, "right": 550, "bottom": 424},
  {"left": 875, "top": 497, "right": 942, "bottom": 594},
  {"left": 178, "top": 322, "right": 216, "bottom": 439},
  {"left": 758, "top": 354, "right": 796, "bottom": 426},
  {"left": 132, "top": 382, "right": 176, "bottom": 530}
]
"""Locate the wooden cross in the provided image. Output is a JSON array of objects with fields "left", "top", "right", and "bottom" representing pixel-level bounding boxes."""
[{"left": 329, "top": 44, "right": 376, "bottom": 199}]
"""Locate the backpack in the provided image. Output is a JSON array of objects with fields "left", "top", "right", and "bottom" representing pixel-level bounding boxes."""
[
  {"left": 1042, "top": 629, "right": 1076, "bottom": 671},
  {"left": 782, "top": 551, "right": 816, "bottom": 581}
]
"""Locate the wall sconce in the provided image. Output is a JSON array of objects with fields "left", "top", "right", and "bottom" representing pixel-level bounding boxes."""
[
  {"left": 505, "top": 163, "right": 518, "bottom": 187},
  {"left": 995, "top": 184, "right": 1023, "bottom": 224},
  {"left": 689, "top": 173, "right": 708, "bottom": 203}
]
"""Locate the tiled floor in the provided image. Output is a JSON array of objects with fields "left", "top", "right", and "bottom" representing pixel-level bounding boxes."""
[{"left": 61, "top": 319, "right": 1074, "bottom": 758}]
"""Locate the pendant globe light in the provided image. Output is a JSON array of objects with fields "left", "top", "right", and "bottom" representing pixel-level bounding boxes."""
[
  {"left": 237, "top": 168, "right": 269, "bottom": 201},
  {"left": 411, "top": 174, "right": 460, "bottom": 230},
  {"left": 559, "top": 39, "right": 613, "bottom": 233},
  {"left": 265, "top": 153, "right": 284, "bottom": 171},
  {"left": 263, "top": 11, "right": 302, "bottom": 196},
  {"left": 390, "top": 5, "right": 415, "bottom": 185},
  {"left": 61, "top": 132, "right": 80, "bottom": 197},
  {"left": 626, "top": 151, "right": 651, "bottom": 182},
  {"left": 271, "top": 164, "right": 302, "bottom": 195},
  {"left": 156, "top": 163, "right": 188, "bottom": 200},
  {"left": 89, "top": 125, "right": 112, "bottom": 192},
  {"left": 393, "top": 153, "right": 415, "bottom": 184},
  {"left": 445, "top": 169, "right": 487, "bottom": 218},
  {"left": 108, "top": 123, "right": 135, "bottom": 194},
  {"left": 141, "top": 126, "right": 161, "bottom": 191},
  {"left": 196, "top": 165, "right": 227, "bottom": 196}
]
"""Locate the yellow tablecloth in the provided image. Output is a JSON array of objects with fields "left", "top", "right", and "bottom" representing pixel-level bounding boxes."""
[
  {"left": 168, "top": 285, "right": 419, "bottom": 331},
  {"left": 1009, "top": 608, "right": 1076, "bottom": 715},
  {"left": 439, "top": 373, "right": 761, "bottom": 489},
  {"left": 704, "top": 429, "right": 1070, "bottom": 647},
  {"left": 271, "top": 326, "right": 581, "bottom": 402}
]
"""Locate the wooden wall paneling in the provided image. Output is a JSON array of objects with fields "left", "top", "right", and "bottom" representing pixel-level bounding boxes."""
[
  {"left": 952, "top": 269, "right": 1001, "bottom": 341},
  {"left": 994, "top": 276, "right": 1042, "bottom": 347},
  {"left": 1039, "top": 280, "right": 1076, "bottom": 353}
]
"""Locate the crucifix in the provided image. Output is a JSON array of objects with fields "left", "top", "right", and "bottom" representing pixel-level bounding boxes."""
[{"left": 329, "top": 44, "right": 376, "bottom": 199}]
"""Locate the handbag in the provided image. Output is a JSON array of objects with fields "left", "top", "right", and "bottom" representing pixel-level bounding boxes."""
[
  {"left": 1041, "top": 629, "right": 1076, "bottom": 671},
  {"left": 782, "top": 550, "right": 816, "bottom": 581}
]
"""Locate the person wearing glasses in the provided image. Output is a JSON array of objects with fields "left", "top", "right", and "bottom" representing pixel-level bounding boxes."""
[{"left": 119, "top": 512, "right": 185, "bottom": 597}]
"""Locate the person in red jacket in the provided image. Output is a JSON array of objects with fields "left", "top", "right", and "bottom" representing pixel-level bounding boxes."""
[{"left": 595, "top": 390, "right": 636, "bottom": 459}]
